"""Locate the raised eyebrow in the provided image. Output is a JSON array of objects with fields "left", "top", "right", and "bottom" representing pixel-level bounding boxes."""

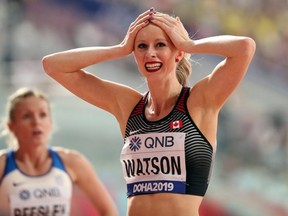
[
  {"left": 135, "top": 38, "right": 167, "bottom": 43},
  {"left": 135, "top": 39, "right": 146, "bottom": 44},
  {"left": 155, "top": 39, "right": 168, "bottom": 45}
]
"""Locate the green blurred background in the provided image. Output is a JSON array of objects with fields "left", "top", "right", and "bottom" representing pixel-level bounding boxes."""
[{"left": 0, "top": 0, "right": 287, "bottom": 215}]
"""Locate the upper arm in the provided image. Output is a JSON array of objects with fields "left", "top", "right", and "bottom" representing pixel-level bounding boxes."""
[
  {"left": 197, "top": 38, "right": 256, "bottom": 109},
  {"left": 0, "top": 150, "right": 7, "bottom": 183},
  {"left": 58, "top": 149, "right": 118, "bottom": 216},
  {"left": 43, "top": 65, "right": 141, "bottom": 128},
  {"left": 44, "top": 67, "right": 132, "bottom": 112}
]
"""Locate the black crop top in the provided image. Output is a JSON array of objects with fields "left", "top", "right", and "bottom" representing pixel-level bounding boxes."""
[{"left": 120, "top": 86, "right": 214, "bottom": 197}]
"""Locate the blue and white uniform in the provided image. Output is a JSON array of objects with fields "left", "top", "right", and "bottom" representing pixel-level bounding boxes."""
[
  {"left": 121, "top": 87, "right": 214, "bottom": 197},
  {"left": 0, "top": 148, "right": 72, "bottom": 216}
]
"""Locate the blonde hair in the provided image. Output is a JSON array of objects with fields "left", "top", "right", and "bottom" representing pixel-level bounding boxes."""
[
  {"left": 176, "top": 53, "right": 192, "bottom": 86},
  {"left": 0, "top": 87, "right": 50, "bottom": 149},
  {"left": 155, "top": 12, "right": 193, "bottom": 86}
]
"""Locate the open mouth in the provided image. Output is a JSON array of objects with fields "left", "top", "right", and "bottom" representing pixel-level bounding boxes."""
[
  {"left": 145, "top": 62, "right": 162, "bottom": 72},
  {"left": 32, "top": 129, "right": 42, "bottom": 136}
]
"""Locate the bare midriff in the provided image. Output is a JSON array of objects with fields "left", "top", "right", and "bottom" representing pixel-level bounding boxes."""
[{"left": 127, "top": 193, "right": 203, "bottom": 216}]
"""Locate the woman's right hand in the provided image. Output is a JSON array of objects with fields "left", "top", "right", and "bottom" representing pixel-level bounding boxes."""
[{"left": 119, "top": 8, "right": 154, "bottom": 56}]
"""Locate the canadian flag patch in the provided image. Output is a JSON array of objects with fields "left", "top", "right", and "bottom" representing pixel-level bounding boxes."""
[{"left": 170, "top": 120, "right": 183, "bottom": 129}]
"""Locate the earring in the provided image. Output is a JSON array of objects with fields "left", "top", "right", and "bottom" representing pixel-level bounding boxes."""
[{"left": 176, "top": 58, "right": 180, "bottom": 62}]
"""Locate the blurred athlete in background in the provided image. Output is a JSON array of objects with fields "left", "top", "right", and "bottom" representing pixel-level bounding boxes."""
[{"left": 0, "top": 87, "right": 118, "bottom": 216}]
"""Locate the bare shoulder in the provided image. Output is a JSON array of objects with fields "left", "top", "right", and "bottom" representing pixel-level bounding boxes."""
[
  {"left": 0, "top": 149, "right": 8, "bottom": 157},
  {"left": 51, "top": 146, "right": 83, "bottom": 162},
  {"left": 51, "top": 147, "right": 89, "bottom": 181},
  {"left": 0, "top": 149, "right": 8, "bottom": 162},
  {"left": 0, "top": 149, "right": 8, "bottom": 180},
  {"left": 51, "top": 146, "right": 89, "bottom": 169},
  {"left": 117, "top": 88, "right": 144, "bottom": 135}
]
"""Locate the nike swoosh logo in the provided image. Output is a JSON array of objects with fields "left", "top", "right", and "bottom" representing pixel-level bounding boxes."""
[
  {"left": 129, "top": 130, "right": 141, "bottom": 135},
  {"left": 13, "top": 182, "right": 26, "bottom": 187}
]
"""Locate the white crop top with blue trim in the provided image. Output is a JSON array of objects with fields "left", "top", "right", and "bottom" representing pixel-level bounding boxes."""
[{"left": 0, "top": 148, "right": 72, "bottom": 216}]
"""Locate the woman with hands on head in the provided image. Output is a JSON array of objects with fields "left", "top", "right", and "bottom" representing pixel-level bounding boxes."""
[
  {"left": 0, "top": 87, "right": 118, "bottom": 216},
  {"left": 42, "top": 7, "right": 256, "bottom": 216}
]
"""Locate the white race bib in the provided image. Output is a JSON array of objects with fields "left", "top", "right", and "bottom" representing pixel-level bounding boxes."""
[
  {"left": 121, "top": 132, "right": 186, "bottom": 195},
  {"left": 9, "top": 185, "right": 70, "bottom": 216}
]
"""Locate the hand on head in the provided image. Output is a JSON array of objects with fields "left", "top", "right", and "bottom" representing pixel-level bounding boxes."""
[
  {"left": 121, "top": 8, "right": 191, "bottom": 56},
  {"left": 120, "top": 8, "right": 155, "bottom": 55},
  {"left": 148, "top": 12, "right": 191, "bottom": 53}
]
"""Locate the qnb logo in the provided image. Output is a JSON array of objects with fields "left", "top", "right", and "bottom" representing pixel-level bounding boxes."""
[
  {"left": 144, "top": 136, "right": 174, "bottom": 149},
  {"left": 19, "top": 190, "right": 31, "bottom": 201},
  {"left": 129, "top": 136, "right": 142, "bottom": 152},
  {"left": 33, "top": 187, "right": 61, "bottom": 199}
]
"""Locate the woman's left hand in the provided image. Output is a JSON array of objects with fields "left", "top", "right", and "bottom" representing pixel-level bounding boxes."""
[{"left": 150, "top": 13, "right": 193, "bottom": 52}]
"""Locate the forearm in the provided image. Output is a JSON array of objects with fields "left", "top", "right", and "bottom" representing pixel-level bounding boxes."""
[
  {"left": 186, "top": 35, "right": 256, "bottom": 58},
  {"left": 42, "top": 45, "right": 126, "bottom": 74}
]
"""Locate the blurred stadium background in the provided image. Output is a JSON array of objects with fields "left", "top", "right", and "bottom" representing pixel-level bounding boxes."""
[{"left": 0, "top": 0, "right": 287, "bottom": 215}]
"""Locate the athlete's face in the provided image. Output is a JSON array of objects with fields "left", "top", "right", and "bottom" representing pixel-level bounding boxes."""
[
  {"left": 133, "top": 24, "right": 180, "bottom": 80},
  {"left": 8, "top": 96, "right": 52, "bottom": 148}
]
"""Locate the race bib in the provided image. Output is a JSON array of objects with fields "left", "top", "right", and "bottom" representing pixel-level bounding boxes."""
[
  {"left": 121, "top": 132, "right": 186, "bottom": 196},
  {"left": 9, "top": 186, "right": 70, "bottom": 216}
]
